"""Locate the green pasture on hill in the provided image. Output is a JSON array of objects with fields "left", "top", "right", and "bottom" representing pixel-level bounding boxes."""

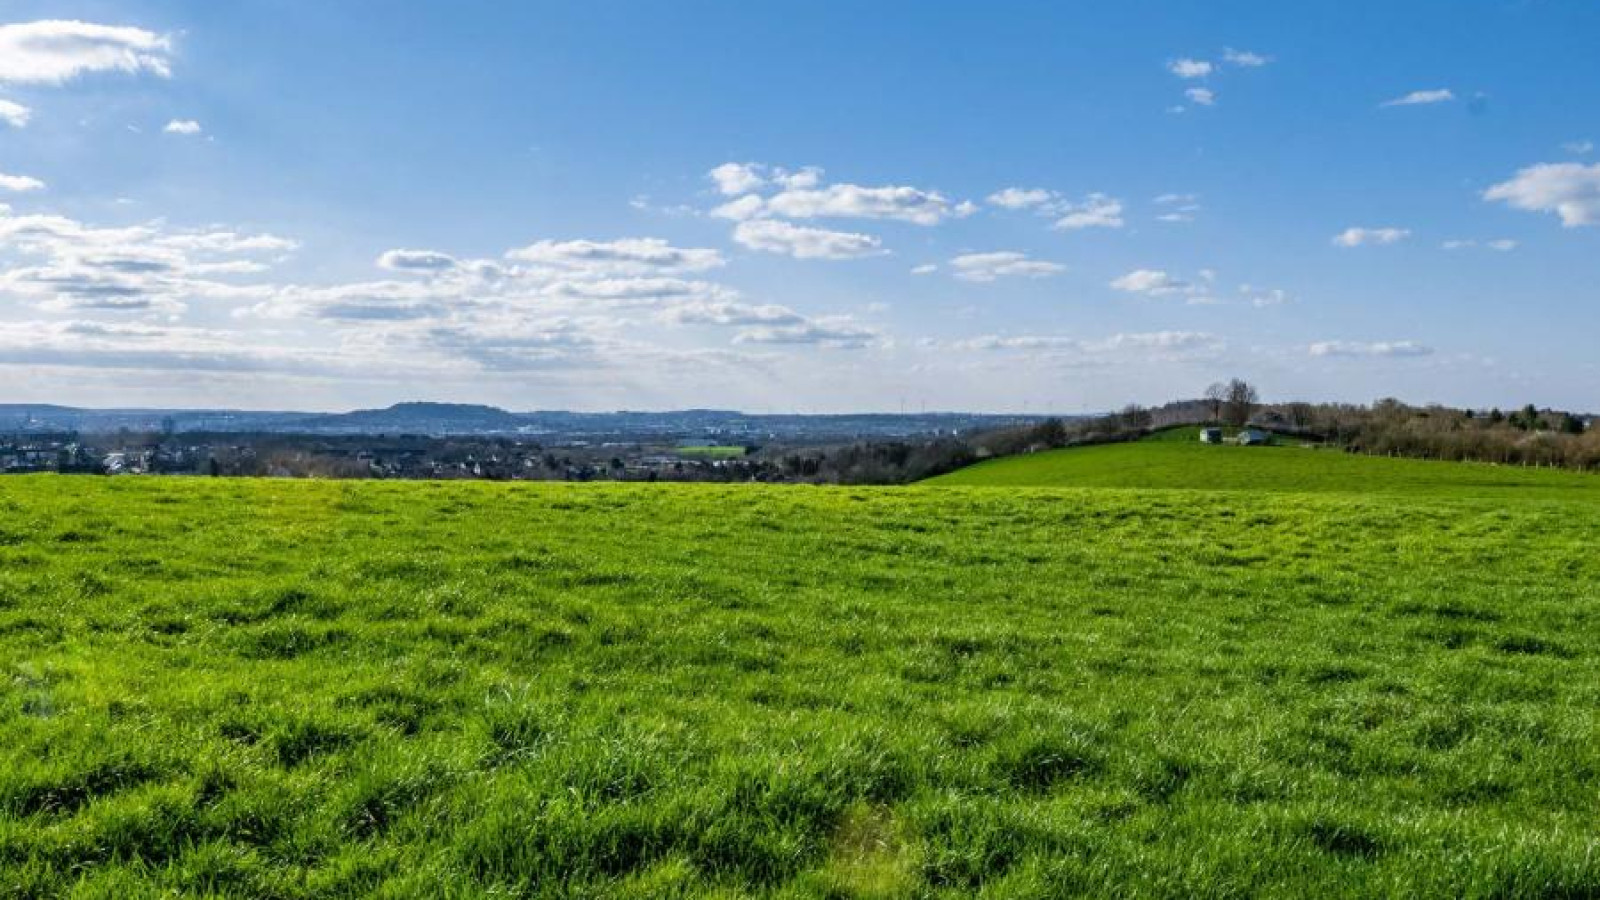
[
  {"left": 929, "top": 426, "right": 1600, "bottom": 496},
  {"left": 674, "top": 446, "right": 747, "bottom": 460},
  {"left": 0, "top": 468, "right": 1596, "bottom": 897}
]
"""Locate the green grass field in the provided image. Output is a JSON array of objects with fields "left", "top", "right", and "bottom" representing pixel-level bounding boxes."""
[
  {"left": 930, "top": 427, "right": 1600, "bottom": 497},
  {"left": 675, "top": 446, "right": 747, "bottom": 460},
  {"left": 1, "top": 458, "right": 1597, "bottom": 897}
]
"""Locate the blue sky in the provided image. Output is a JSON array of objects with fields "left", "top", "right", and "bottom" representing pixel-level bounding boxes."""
[{"left": 0, "top": 1, "right": 1597, "bottom": 412}]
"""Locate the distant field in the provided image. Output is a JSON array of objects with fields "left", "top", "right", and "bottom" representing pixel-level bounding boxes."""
[
  {"left": 930, "top": 427, "right": 1600, "bottom": 496},
  {"left": 1, "top": 473, "right": 1596, "bottom": 897},
  {"left": 675, "top": 445, "right": 747, "bottom": 459}
]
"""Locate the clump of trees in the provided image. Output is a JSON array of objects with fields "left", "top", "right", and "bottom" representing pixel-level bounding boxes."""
[
  {"left": 1284, "top": 399, "right": 1598, "bottom": 469},
  {"left": 1204, "top": 379, "right": 1260, "bottom": 427}
]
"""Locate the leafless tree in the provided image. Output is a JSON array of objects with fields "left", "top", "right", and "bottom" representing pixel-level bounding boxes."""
[
  {"left": 1203, "top": 382, "right": 1227, "bottom": 422},
  {"left": 1224, "top": 378, "right": 1259, "bottom": 427}
]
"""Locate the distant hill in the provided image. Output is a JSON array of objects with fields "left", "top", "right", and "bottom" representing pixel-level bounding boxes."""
[
  {"left": 0, "top": 401, "right": 1055, "bottom": 440},
  {"left": 284, "top": 402, "right": 525, "bottom": 434},
  {"left": 928, "top": 427, "right": 1600, "bottom": 497}
]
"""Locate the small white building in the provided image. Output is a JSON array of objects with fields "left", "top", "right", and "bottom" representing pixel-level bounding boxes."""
[{"left": 1199, "top": 427, "right": 1223, "bottom": 444}]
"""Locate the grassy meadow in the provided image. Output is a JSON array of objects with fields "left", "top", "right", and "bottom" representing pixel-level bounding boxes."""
[
  {"left": 930, "top": 426, "right": 1600, "bottom": 497},
  {"left": 1, "top": 452, "right": 1597, "bottom": 897}
]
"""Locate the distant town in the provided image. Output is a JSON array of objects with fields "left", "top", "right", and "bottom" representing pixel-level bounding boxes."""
[{"left": 0, "top": 402, "right": 1053, "bottom": 482}]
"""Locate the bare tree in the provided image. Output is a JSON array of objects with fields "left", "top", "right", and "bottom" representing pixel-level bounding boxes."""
[
  {"left": 1224, "top": 378, "right": 1259, "bottom": 428},
  {"left": 1203, "top": 382, "right": 1228, "bottom": 422},
  {"left": 1120, "top": 404, "right": 1153, "bottom": 431}
]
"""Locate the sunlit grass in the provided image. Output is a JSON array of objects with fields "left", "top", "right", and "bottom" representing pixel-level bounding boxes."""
[
  {"left": 0, "top": 471, "right": 1596, "bottom": 897},
  {"left": 929, "top": 428, "right": 1600, "bottom": 495}
]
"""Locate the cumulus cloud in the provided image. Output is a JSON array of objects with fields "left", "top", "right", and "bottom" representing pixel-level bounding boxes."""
[
  {"left": 163, "top": 118, "right": 202, "bottom": 135},
  {"left": 1054, "top": 193, "right": 1124, "bottom": 230},
  {"left": 1110, "top": 269, "right": 1191, "bottom": 296},
  {"left": 987, "top": 187, "right": 1056, "bottom": 210},
  {"left": 732, "top": 219, "right": 885, "bottom": 260},
  {"left": 0, "top": 211, "right": 298, "bottom": 313},
  {"left": 507, "top": 238, "right": 725, "bottom": 274},
  {"left": 1309, "top": 340, "right": 1434, "bottom": 358},
  {"left": 763, "top": 183, "right": 969, "bottom": 225},
  {"left": 1332, "top": 227, "right": 1411, "bottom": 247},
  {"left": 0, "top": 20, "right": 173, "bottom": 85},
  {"left": 0, "top": 173, "right": 45, "bottom": 192},
  {"left": 662, "top": 300, "right": 805, "bottom": 327},
  {"left": 1168, "top": 58, "right": 1213, "bottom": 79},
  {"left": 1381, "top": 89, "right": 1455, "bottom": 107},
  {"left": 1185, "top": 87, "right": 1216, "bottom": 107},
  {"left": 377, "top": 249, "right": 460, "bottom": 272},
  {"left": 708, "top": 162, "right": 767, "bottom": 196},
  {"left": 705, "top": 162, "right": 971, "bottom": 227},
  {"left": 948, "top": 251, "right": 1065, "bottom": 282},
  {"left": 1483, "top": 162, "right": 1600, "bottom": 227},
  {"left": 0, "top": 99, "right": 30, "bottom": 128},
  {"left": 733, "top": 317, "right": 880, "bottom": 349}
]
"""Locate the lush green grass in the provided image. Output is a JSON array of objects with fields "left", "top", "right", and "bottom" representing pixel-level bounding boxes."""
[
  {"left": 930, "top": 429, "right": 1600, "bottom": 496},
  {"left": 0, "top": 473, "right": 1596, "bottom": 898},
  {"left": 675, "top": 446, "right": 747, "bottom": 459}
]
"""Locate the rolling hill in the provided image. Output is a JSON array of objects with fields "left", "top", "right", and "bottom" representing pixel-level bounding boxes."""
[{"left": 928, "top": 426, "right": 1600, "bottom": 497}]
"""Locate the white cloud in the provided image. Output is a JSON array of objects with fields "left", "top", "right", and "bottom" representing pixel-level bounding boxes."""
[
  {"left": 709, "top": 194, "right": 766, "bottom": 221},
  {"left": 1085, "top": 331, "right": 1219, "bottom": 353},
  {"left": 951, "top": 330, "right": 1220, "bottom": 358},
  {"left": 733, "top": 317, "right": 879, "bottom": 349},
  {"left": 1246, "top": 287, "right": 1291, "bottom": 308},
  {"left": 708, "top": 162, "right": 767, "bottom": 196},
  {"left": 764, "top": 182, "right": 968, "bottom": 225},
  {"left": 163, "top": 118, "right": 202, "bottom": 135},
  {"left": 1332, "top": 227, "right": 1411, "bottom": 247},
  {"left": 378, "top": 249, "right": 460, "bottom": 272},
  {"left": 987, "top": 187, "right": 1056, "bottom": 210},
  {"left": 706, "top": 162, "right": 826, "bottom": 197},
  {"left": 1483, "top": 162, "right": 1600, "bottom": 227},
  {"left": 1381, "top": 89, "right": 1455, "bottom": 108},
  {"left": 663, "top": 300, "right": 804, "bottom": 327},
  {"left": 507, "top": 238, "right": 725, "bottom": 273},
  {"left": 1441, "top": 238, "right": 1518, "bottom": 252},
  {"left": 1563, "top": 140, "right": 1594, "bottom": 156},
  {"left": 948, "top": 251, "right": 1065, "bottom": 282},
  {"left": 1053, "top": 193, "right": 1124, "bottom": 230},
  {"left": 1168, "top": 58, "right": 1213, "bottom": 79},
  {"left": 0, "top": 173, "right": 46, "bottom": 192},
  {"left": 705, "top": 163, "right": 972, "bottom": 227},
  {"left": 1223, "top": 48, "right": 1270, "bottom": 67},
  {"left": 1110, "top": 269, "right": 1190, "bottom": 296},
  {"left": 1309, "top": 340, "right": 1434, "bottom": 358},
  {"left": 1185, "top": 87, "right": 1216, "bottom": 107},
  {"left": 0, "top": 20, "right": 173, "bottom": 85},
  {"left": 910, "top": 263, "right": 938, "bottom": 275},
  {"left": 732, "top": 219, "right": 885, "bottom": 260},
  {"left": 0, "top": 99, "right": 30, "bottom": 128},
  {"left": 0, "top": 211, "right": 297, "bottom": 313},
  {"left": 774, "top": 166, "right": 824, "bottom": 189}
]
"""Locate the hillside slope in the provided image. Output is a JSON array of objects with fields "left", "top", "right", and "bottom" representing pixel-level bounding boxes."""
[{"left": 928, "top": 429, "right": 1600, "bottom": 497}]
